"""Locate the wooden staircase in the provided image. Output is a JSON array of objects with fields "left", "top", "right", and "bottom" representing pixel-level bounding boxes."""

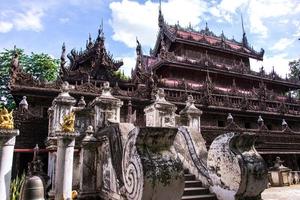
[{"left": 182, "top": 170, "right": 217, "bottom": 200}]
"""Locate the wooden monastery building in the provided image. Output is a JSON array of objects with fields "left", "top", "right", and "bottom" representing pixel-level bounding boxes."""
[{"left": 9, "top": 9, "right": 300, "bottom": 177}]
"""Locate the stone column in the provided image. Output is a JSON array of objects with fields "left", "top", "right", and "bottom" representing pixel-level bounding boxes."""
[
  {"left": 79, "top": 126, "right": 100, "bottom": 199},
  {"left": 46, "top": 81, "right": 78, "bottom": 200},
  {"left": 55, "top": 132, "right": 78, "bottom": 200},
  {"left": 144, "top": 88, "right": 177, "bottom": 127},
  {"left": 0, "top": 129, "right": 19, "bottom": 200},
  {"left": 179, "top": 95, "right": 202, "bottom": 132}
]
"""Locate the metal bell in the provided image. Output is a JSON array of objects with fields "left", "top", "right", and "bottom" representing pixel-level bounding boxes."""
[{"left": 19, "top": 175, "right": 45, "bottom": 200}]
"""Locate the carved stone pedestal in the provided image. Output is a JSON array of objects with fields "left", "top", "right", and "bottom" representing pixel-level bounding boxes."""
[{"left": 0, "top": 129, "right": 19, "bottom": 200}]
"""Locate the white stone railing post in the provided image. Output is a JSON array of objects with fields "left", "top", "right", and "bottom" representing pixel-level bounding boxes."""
[{"left": 0, "top": 129, "right": 19, "bottom": 200}]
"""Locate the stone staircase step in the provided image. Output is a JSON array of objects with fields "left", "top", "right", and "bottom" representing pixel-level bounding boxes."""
[
  {"left": 185, "top": 180, "right": 203, "bottom": 188},
  {"left": 184, "top": 174, "right": 196, "bottom": 181},
  {"left": 182, "top": 169, "right": 217, "bottom": 200},
  {"left": 183, "top": 187, "right": 209, "bottom": 196},
  {"left": 181, "top": 194, "right": 217, "bottom": 200}
]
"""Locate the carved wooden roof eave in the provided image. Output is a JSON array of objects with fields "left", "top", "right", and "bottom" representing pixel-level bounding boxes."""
[
  {"left": 9, "top": 83, "right": 150, "bottom": 102},
  {"left": 151, "top": 60, "right": 300, "bottom": 90},
  {"left": 151, "top": 21, "right": 264, "bottom": 61},
  {"left": 175, "top": 38, "right": 263, "bottom": 61},
  {"left": 151, "top": 23, "right": 177, "bottom": 57}
]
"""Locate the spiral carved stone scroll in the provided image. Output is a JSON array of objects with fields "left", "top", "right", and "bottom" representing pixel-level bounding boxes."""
[
  {"left": 207, "top": 132, "right": 268, "bottom": 200},
  {"left": 122, "top": 127, "right": 144, "bottom": 200},
  {"left": 122, "top": 127, "right": 185, "bottom": 200}
]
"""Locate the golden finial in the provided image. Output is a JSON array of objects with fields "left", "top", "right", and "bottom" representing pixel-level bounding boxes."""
[
  {"left": 0, "top": 107, "right": 14, "bottom": 129},
  {"left": 61, "top": 112, "right": 75, "bottom": 132}
]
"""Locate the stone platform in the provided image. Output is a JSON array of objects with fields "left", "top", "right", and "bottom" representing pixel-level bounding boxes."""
[{"left": 262, "top": 185, "right": 300, "bottom": 200}]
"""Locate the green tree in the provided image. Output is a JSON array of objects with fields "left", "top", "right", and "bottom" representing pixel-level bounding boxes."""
[
  {"left": 289, "top": 58, "right": 300, "bottom": 80},
  {"left": 288, "top": 58, "right": 300, "bottom": 97},
  {"left": 26, "top": 53, "right": 59, "bottom": 81},
  {"left": 113, "top": 69, "right": 130, "bottom": 81},
  {"left": 0, "top": 48, "right": 59, "bottom": 109},
  {"left": 0, "top": 48, "right": 29, "bottom": 109}
]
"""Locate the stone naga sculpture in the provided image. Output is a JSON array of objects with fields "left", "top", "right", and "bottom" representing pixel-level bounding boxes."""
[
  {"left": 122, "top": 127, "right": 185, "bottom": 200},
  {"left": 175, "top": 126, "right": 211, "bottom": 186},
  {"left": 0, "top": 107, "right": 14, "bottom": 129},
  {"left": 207, "top": 132, "right": 268, "bottom": 200},
  {"left": 61, "top": 112, "right": 75, "bottom": 132}
]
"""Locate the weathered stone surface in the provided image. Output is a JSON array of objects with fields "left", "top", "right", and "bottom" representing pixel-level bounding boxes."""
[
  {"left": 90, "top": 81, "right": 123, "bottom": 131},
  {"left": 179, "top": 95, "right": 202, "bottom": 132},
  {"left": 122, "top": 127, "right": 184, "bottom": 200},
  {"left": 144, "top": 88, "right": 177, "bottom": 128},
  {"left": 207, "top": 132, "right": 268, "bottom": 200}
]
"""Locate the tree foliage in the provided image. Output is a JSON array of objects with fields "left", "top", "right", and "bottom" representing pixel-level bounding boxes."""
[
  {"left": 289, "top": 58, "right": 300, "bottom": 80},
  {"left": 0, "top": 48, "right": 59, "bottom": 109},
  {"left": 288, "top": 58, "right": 300, "bottom": 97},
  {"left": 113, "top": 69, "right": 130, "bottom": 81},
  {"left": 26, "top": 53, "right": 59, "bottom": 81}
]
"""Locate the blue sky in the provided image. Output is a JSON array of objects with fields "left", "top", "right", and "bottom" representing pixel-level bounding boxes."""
[{"left": 0, "top": 0, "right": 299, "bottom": 77}]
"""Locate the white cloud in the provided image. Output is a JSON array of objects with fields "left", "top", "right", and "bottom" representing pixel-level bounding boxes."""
[
  {"left": 59, "top": 17, "right": 70, "bottom": 24},
  {"left": 250, "top": 53, "right": 293, "bottom": 77},
  {"left": 209, "top": 0, "right": 248, "bottom": 22},
  {"left": 13, "top": 8, "right": 44, "bottom": 32},
  {"left": 209, "top": 0, "right": 300, "bottom": 38},
  {"left": 247, "top": 0, "right": 296, "bottom": 38},
  {"left": 120, "top": 56, "right": 137, "bottom": 76},
  {"left": 270, "top": 38, "right": 295, "bottom": 51},
  {"left": 109, "top": 0, "right": 208, "bottom": 48},
  {"left": 0, "top": 21, "right": 13, "bottom": 33}
]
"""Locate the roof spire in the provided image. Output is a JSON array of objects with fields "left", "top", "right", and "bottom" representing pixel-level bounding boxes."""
[
  {"left": 158, "top": 0, "right": 164, "bottom": 28},
  {"left": 241, "top": 13, "right": 248, "bottom": 47},
  {"left": 97, "top": 19, "right": 104, "bottom": 41},
  {"left": 159, "top": 0, "right": 162, "bottom": 12},
  {"left": 89, "top": 33, "right": 92, "bottom": 42},
  {"left": 241, "top": 13, "right": 245, "bottom": 35},
  {"left": 136, "top": 37, "right": 142, "bottom": 56}
]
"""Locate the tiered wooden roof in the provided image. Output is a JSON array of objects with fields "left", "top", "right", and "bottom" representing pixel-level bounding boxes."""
[
  {"left": 151, "top": 10, "right": 264, "bottom": 60},
  {"left": 60, "top": 25, "right": 123, "bottom": 83}
]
